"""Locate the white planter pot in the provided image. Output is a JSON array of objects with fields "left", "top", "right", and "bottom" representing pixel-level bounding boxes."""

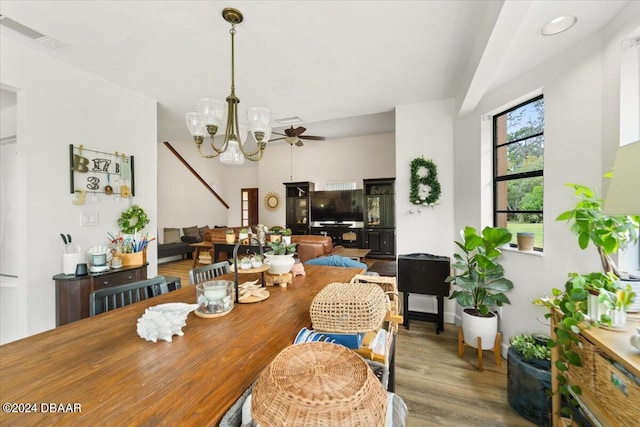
[
  {"left": 264, "top": 254, "right": 295, "bottom": 275},
  {"left": 609, "top": 309, "right": 626, "bottom": 328},
  {"left": 587, "top": 292, "right": 607, "bottom": 322},
  {"left": 462, "top": 308, "right": 498, "bottom": 350}
]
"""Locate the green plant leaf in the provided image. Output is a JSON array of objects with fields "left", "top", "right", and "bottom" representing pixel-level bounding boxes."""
[
  {"left": 555, "top": 210, "right": 573, "bottom": 221},
  {"left": 565, "top": 351, "right": 582, "bottom": 366}
]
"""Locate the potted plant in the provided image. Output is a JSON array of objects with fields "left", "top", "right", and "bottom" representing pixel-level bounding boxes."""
[
  {"left": 251, "top": 254, "right": 263, "bottom": 269},
  {"left": 225, "top": 229, "right": 236, "bottom": 244},
  {"left": 282, "top": 228, "right": 292, "bottom": 245},
  {"left": 598, "top": 285, "right": 636, "bottom": 328},
  {"left": 556, "top": 183, "right": 639, "bottom": 279},
  {"left": 566, "top": 271, "right": 617, "bottom": 321},
  {"left": 268, "top": 226, "right": 283, "bottom": 243},
  {"left": 447, "top": 226, "right": 514, "bottom": 350},
  {"left": 533, "top": 182, "right": 639, "bottom": 422},
  {"left": 238, "top": 228, "right": 249, "bottom": 240},
  {"left": 264, "top": 240, "right": 297, "bottom": 275},
  {"left": 507, "top": 334, "right": 552, "bottom": 427}
]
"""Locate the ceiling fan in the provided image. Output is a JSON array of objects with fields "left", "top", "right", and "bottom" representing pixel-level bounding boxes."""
[{"left": 269, "top": 126, "right": 326, "bottom": 146}]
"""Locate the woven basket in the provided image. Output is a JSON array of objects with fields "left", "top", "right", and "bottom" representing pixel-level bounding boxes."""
[
  {"left": 310, "top": 283, "right": 387, "bottom": 333},
  {"left": 594, "top": 349, "right": 640, "bottom": 426},
  {"left": 251, "top": 342, "right": 387, "bottom": 427},
  {"left": 350, "top": 275, "right": 400, "bottom": 322}
]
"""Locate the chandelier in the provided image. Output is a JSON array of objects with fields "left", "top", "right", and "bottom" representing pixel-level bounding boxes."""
[{"left": 185, "top": 8, "right": 271, "bottom": 165}]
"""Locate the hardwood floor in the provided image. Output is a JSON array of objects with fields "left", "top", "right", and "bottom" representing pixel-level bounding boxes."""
[{"left": 158, "top": 259, "right": 535, "bottom": 427}]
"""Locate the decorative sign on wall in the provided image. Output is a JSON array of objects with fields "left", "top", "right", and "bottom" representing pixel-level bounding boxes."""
[
  {"left": 69, "top": 144, "right": 135, "bottom": 204},
  {"left": 410, "top": 157, "right": 441, "bottom": 206}
]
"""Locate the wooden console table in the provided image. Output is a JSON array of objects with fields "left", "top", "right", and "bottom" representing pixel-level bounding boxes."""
[
  {"left": 53, "top": 264, "right": 147, "bottom": 326},
  {"left": 3, "top": 265, "right": 365, "bottom": 426},
  {"left": 551, "top": 314, "right": 640, "bottom": 426}
]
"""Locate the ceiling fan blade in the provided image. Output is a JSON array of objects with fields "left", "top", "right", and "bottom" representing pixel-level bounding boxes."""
[
  {"left": 272, "top": 132, "right": 287, "bottom": 137},
  {"left": 268, "top": 137, "right": 287, "bottom": 142},
  {"left": 299, "top": 135, "right": 326, "bottom": 141},
  {"left": 287, "top": 126, "right": 306, "bottom": 137}
]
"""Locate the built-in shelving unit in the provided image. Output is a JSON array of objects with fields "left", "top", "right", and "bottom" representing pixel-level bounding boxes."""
[
  {"left": 362, "top": 178, "right": 395, "bottom": 258},
  {"left": 284, "top": 182, "right": 314, "bottom": 235}
]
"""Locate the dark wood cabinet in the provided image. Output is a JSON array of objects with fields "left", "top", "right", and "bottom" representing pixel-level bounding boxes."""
[
  {"left": 362, "top": 228, "right": 395, "bottom": 257},
  {"left": 311, "top": 226, "right": 362, "bottom": 248},
  {"left": 53, "top": 264, "right": 147, "bottom": 326},
  {"left": 363, "top": 178, "right": 395, "bottom": 257},
  {"left": 284, "top": 181, "right": 314, "bottom": 234}
]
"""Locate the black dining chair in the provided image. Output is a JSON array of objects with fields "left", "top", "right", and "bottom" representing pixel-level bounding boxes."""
[
  {"left": 89, "top": 276, "right": 180, "bottom": 316},
  {"left": 189, "top": 261, "right": 230, "bottom": 285}
]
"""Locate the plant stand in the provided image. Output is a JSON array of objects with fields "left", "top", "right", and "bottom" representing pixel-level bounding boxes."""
[
  {"left": 457, "top": 326, "right": 501, "bottom": 371},
  {"left": 265, "top": 272, "right": 293, "bottom": 287}
]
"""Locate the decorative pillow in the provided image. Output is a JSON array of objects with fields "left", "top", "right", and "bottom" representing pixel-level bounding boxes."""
[
  {"left": 304, "top": 255, "right": 367, "bottom": 271},
  {"left": 163, "top": 228, "right": 181, "bottom": 244},
  {"left": 198, "top": 225, "right": 210, "bottom": 240},
  {"left": 182, "top": 226, "right": 202, "bottom": 242}
]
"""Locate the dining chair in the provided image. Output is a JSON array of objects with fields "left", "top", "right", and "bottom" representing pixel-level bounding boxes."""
[
  {"left": 189, "top": 261, "right": 230, "bottom": 285},
  {"left": 89, "top": 276, "right": 176, "bottom": 316}
]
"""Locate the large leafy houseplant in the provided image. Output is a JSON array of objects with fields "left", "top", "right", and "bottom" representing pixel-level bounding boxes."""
[
  {"left": 556, "top": 183, "right": 639, "bottom": 279},
  {"left": 447, "top": 226, "right": 514, "bottom": 316}
]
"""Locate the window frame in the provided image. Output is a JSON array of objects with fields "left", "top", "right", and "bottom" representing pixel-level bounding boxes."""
[{"left": 492, "top": 94, "right": 544, "bottom": 251}]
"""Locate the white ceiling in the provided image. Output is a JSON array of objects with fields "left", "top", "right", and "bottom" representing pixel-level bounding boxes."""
[{"left": 0, "top": 1, "right": 629, "bottom": 142}]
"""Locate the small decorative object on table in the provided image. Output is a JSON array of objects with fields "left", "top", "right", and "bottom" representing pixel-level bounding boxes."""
[
  {"left": 136, "top": 303, "right": 198, "bottom": 342},
  {"left": 291, "top": 261, "right": 305, "bottom": 277},
  {"left": 237, "top": 279, "right": 269, "bottom": 303},
  {"left": 195, "top": 280, "right": 235, "bottom": 318}
]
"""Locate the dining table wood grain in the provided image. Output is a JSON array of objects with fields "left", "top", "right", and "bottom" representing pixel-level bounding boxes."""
[{"left": 0, "top": 265, "right": 364, "bottom": 426}]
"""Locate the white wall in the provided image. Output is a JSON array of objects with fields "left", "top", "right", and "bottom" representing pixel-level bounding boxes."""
[
  {"left": 453, "top": 2, "right": 640, "bottom": 355},
  {"left": 157, "top": 139, "right": 235, "bottom": 237},
  {"left": 0, "top": 38, "right": 157, "bottom": 343},
  {"left": 395, "top": 100, "right": 456, "bottom": 318}
]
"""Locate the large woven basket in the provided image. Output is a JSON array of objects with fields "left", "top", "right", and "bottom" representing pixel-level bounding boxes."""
[
  {"left": 251, "top": 342, "right": 388, "bottom": 427},
  {"left": 310, "top": 282, "right": 387, "bottom": 333}
]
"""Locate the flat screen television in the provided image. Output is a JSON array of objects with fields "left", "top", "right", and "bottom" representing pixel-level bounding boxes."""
[{"left": 310, "top": 190, "right": 364, "bottom": 222}]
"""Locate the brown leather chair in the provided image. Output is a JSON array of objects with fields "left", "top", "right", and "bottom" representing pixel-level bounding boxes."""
[{"left": 291, "top": 235, "right": 335, "bottom": 263}]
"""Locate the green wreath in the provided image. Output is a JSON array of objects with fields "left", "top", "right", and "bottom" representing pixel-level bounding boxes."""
[
  {"left": 118, "top": 205, "right": 149, "bottom": 234},
  {"left": 410, "top": 157, "right": 441, "bottom": 205}
]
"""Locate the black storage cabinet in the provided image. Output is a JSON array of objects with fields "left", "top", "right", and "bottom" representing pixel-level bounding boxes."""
[{"left": 397, "top": 253, "right": 450, "bottom": 333}]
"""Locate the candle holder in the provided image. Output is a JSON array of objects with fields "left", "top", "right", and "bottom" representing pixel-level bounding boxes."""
[{"left": 195, "top": 280, "right": 234, "bottom": 318}]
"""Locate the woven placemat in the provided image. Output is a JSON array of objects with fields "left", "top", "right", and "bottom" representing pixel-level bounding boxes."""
[{"left": 252, "top": 342, "right": 387, "bottom": 426}]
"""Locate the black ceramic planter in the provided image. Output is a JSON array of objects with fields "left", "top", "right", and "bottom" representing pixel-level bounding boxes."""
[{"left": 507, "top": 346, "right": 552, "bottom": 427}]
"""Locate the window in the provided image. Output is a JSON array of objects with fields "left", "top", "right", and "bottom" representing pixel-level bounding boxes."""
[
  {"left": 325, "top": 181, "right": 356, "bottom": 191},
  {"left": 493, "top": 95, "right": 544, "bottom": 249}
]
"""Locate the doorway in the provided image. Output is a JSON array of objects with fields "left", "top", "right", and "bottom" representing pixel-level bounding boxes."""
[{"left": 241, "top": 188, "right": 258, "bottom": 226}]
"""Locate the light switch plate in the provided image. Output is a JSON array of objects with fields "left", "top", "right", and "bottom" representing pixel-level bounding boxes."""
[{"left": 80, "top": 212, "right": 99, "bottom": 227}]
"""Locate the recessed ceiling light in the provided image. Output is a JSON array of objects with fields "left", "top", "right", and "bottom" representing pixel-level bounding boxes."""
[{"left": 538, "top": 15, "right": 577, "bottom": 36}]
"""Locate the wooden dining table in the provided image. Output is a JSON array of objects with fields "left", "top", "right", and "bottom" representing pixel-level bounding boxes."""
[{"left": 0, "top": 265, "right": 364, "bottom": 426}]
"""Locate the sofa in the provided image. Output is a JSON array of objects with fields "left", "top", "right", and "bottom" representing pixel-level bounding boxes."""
[{"left": 158, "top": 226, "right": 213, "bottom": 261}]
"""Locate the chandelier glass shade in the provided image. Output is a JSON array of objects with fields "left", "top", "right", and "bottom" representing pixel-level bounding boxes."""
[{"left": 185, "top": 8, "right": 271, "bottom": 164}]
